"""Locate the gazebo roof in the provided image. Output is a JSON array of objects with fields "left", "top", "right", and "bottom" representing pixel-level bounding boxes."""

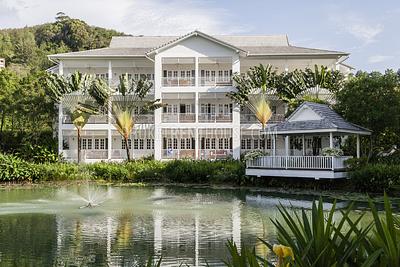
[{"left": 268, "top": 102, "right": 371, "bottom": 135}]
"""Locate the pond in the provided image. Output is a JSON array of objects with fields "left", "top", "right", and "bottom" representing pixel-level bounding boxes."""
[{"left": 0, "top": 184, "right": 386, "bottom": 266}]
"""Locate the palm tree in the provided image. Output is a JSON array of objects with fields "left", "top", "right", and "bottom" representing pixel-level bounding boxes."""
[
  {"left": 229, "top": 64, "right": 277, "bottom": 131},
  {"left": 44, "top": 71, "right": 110, "bottom": 163},
  {"left": 111, "top": 74, "right": 162, "bottom": 161}
]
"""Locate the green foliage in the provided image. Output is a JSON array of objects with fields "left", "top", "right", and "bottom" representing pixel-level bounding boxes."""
[
  {"left": 366, "top": 193, "right": 400, "bottom": 266},
  {"left": 349, "top": 163, "right": 400, "bottom": 192},
  {"left": 224, "top": 240, "right": 271, "bottom": 267},
  {"left": 322, "top": 147, "right": 344, "bottom": 156},
  {"left": 0, "top": 153, "right": 38, "bottom": 182},
  {"left": 16, "top": 144, "right": 59, "bottom": 163},
  {"left": 335, "top": 70, "right": 400, "bottom": 151},
  {"left": 0, "top": 13, "right": 124, "bottom": 71},
  {"left": 265, "top": 199, "right": 371, "bottom": 267},
  {"left": 86, "top": 162, "right": 129, "bottom": 181}
]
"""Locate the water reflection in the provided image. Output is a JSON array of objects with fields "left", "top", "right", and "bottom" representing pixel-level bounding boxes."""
[{"left": 0, "top": 186, "right": 371, "bottom": 266}]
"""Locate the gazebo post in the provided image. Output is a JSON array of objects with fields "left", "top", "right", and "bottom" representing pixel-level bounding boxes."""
[
  {"left": 329, "top": 132, "right": 333, "bottom": 149},
  {"left": 356, "top": 134, "right": 360, "bottom": 158},
  {"left": 285, "top": 135, "right": 290, "bottom": 156}
]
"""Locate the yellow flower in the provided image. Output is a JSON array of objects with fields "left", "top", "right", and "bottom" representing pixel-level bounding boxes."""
[{"left": 273, "top": 244, "right": 294, "bottom": 267}]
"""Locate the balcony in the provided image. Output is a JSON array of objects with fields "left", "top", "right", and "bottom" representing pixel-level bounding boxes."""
[
  {"left": 62, "top": 115, "right": 108, "bottom": 124},
  {"left": 198, "top": 113, "right": 232, "bottom": 123},
  {"left": 162, "top": 77, "right": 195, "bottom": 87},
  {"left": 240, "top": 114, "right": 285, "bottom": 124},
  {"left": 162, "top": 113, "right": 196, "bottom": 123},
  {"left": 199, "top": 149, "right": 233, "bottom": 160},
  {"left": 198, "top": 77, "right": 232, "bottom": 86}
]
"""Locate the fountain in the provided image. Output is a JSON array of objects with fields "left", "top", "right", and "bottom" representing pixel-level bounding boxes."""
[{"left": 57, "top": 182, "right": 111, "bottom": 209}]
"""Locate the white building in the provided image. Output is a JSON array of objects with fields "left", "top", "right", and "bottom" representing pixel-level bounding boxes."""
[{"left": 48, "top": 30, "right": 368, "bottom": 177}]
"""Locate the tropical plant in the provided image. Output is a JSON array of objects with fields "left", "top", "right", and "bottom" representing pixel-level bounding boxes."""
[
  {"left": 44, "top": 71, "right": 110, "bottom": 163},
  {"left": 263, "top": 198, "right": 372, "bottom": 267},
  {"left": 112, "top": 74, "right": 162, "bottom": 161},
  {"left": 224, "top": 240, "right": 271, "bottom": 267},
  {"left": 366, "top": 193, "right": 400, "bottom": 267},
  {"left": 322, "top": 147, "right": 344, "bottom": 157},
  {"left": 229, "top": 64, "right": 277, "bottom": 131}
]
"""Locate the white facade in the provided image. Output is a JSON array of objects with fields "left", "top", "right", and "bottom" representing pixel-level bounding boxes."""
[{"left": 48, "top": 30, "right": 352, "bottom": 162}]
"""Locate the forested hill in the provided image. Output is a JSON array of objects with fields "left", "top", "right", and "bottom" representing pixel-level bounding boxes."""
[{"left": 0, "top": 13, "right": 125, "bottom": 73}]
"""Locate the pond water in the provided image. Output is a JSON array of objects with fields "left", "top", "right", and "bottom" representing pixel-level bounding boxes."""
[{"left": 0, "top": 184, "right": 388, "bottom": 266}]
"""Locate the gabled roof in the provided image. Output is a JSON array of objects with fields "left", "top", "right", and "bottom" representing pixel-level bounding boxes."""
[
  {"left": 271, "top": 102, "right": 371, "bottom": 135},
  {"left": 48, "top": 30, "right": 349, "bottom": 60},
  {"left": 145, "top": 30, "right": 247, "bottom": 56}
]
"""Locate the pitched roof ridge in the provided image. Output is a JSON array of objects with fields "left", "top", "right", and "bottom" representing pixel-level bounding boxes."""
[{"left": 288, "top": 45, "right": 347, "bottom": 54}]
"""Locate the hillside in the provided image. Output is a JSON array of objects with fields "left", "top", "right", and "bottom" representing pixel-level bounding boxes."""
[{"left": 0, "top": 13, "right": 124, "bottom": 72}]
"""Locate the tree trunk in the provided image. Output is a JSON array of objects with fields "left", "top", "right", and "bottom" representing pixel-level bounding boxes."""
[
  {"left": 125, "top": 136, "right": 131, "bottom": 161},
  {"left": 77, "top": 128, "right": 81, "bottom": 164}
]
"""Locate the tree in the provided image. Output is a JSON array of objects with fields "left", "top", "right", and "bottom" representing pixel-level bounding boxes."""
[
  {"left": 335, "top": 70, "right": 400, "bottom": 151},
  {"left": 44, "top": 71, "right": 110, "bottom": 163},
  {"left": 229, "top": 64, "right": 277, "bottom": 130},
  {"left": 112, "top": 75, "right": 162, "bottom": 161}
]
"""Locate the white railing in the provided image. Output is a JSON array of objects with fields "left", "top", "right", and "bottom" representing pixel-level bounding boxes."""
[
  {"left": 162, "top": 113, "right": 196, "bottom": 123},
  {"left": 62, "top": 115, "right": 108, "bottom": 124},
  {"left": 199, "top": 149, "right": 232, "bottom": 160},
  {"left": 198, "top": 77, "right": 232, "bottom": 86},
  {"left": 111, "top": 149, "right": 153, "bottom": 159},
  {"left": 136, "top": 114, "right": 154, "bottom": 124},
  {"left": 240, "top": 114, "right": 285, "bottom": 124},
  {"left": 198, "top": 113, "right": 232, "bottom": 123},
  {"left": 162, "top": 149, "right": 195, "bottom": 159},
  {"left": 247, "top": 156, "right": 352, "bottom": 170},
  {"left": 162, "top": 77, "right": 195, "bottom": 87}
]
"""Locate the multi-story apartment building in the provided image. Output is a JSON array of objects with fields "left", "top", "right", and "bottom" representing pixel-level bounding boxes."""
[{"left": 48, "top": 30, "right": 357, "bottom": 165}]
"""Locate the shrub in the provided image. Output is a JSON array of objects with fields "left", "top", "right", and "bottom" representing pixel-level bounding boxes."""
[
  {"left": 35, "top": 163, "right": 83, "bottom": 181},
  {"left": 0, "top": 153, "right": 38, "bottom": 182},
  {"left": 349, "top": 163, "right": 400, "bottom": 192},
  {"left": 86, "top": 162, "right": 129, "bottom": 181},
  {"left": 322, "top": 147, "right": 344, "bottom": 156},
  {"left": 242, "top": 150, "right": 267, "bottom": 162}
]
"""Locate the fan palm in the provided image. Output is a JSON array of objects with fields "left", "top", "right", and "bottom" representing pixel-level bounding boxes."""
[
  {"left": 229, "top": 64, "right": 277, "bottom": 131},
  {"left": 112, "top": 74, "right": 162, "bottom": 161},
  {"left": 44, "top": 71, "right": 110, "bottom": 163}
]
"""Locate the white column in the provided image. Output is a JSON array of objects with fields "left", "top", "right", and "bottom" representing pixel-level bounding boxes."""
[
  {"left": 302, "top": 134, "right": 305, "bottom": 156},
  {"left": 58, "top": 61, "right": 64, "bottom": 157},
  {"left": 154, "top": 55, "right": 163, "bottom": 160},
  {"left": 107, "top": 61, "right": 112, "bottom": 160},
  {"left": 195, "top": 57, "right": 199, "bottom": 87},
  {"left": 356, "top": 134, "right": 360, "bottom": 158},
  {"left": 195, "top": 128, "right": 199, "bottom": 160},
  {"left": 272, "top": 134, "right": 276, "bottom": 156},
  {"left": 232, "top": 54, "right": 241, "bottom": 160},
  {"left": 285, "top": 135, "right": 290, "bottom": 156},
  {"left": 232, "top": 199, "right": 241, "bottom": 252},
  {"left": 329, "top": 132, "right": 333, "bottom": 149}
]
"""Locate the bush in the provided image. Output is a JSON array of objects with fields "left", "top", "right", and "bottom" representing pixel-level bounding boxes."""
[
  {"left": 35, "top": 163, "right": 83, "bottom": 181},
  {"left": 0, "top": 153, "right": 38, "bottom": 182},
  {"left": 87, "top": 162, "right": 129, "bottom": 181},
  {"left": 349, "top": 163, "right": 400, "bottom": 192},
  {"left": 322, "top": 147, "right": 344, "bottom": 156}
]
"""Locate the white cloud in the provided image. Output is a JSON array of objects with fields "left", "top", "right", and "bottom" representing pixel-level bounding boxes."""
[
  {"left": 368, "top": 55, "right": 392, "bottom": 64},
  {"left": 0, "top": 0, "right": 247, "bottom": 35},
  {"left": 331, "top": 13, "right": 384, "bottom": 44}
]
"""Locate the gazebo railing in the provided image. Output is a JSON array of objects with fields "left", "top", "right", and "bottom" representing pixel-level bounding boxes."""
[{"left": 247, "top": 156, "right": 352, "bottom": 170}]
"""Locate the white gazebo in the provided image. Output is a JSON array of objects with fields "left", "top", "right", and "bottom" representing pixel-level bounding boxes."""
[{"left": 246, "top": 102, "right": 371, "bottom": 179}]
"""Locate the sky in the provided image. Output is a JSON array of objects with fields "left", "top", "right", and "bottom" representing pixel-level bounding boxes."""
[{"left": 1, "top": 0, "right": 399, "bottom": 72}]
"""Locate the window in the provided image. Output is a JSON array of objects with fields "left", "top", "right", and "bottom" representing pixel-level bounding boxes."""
[
  {"left": 218, "top": 70, "right": 223, "bottom": 79},
  {"left": 133, "top": 139, "right": 139, "bottom": 150},
  {"left": 173, "top": 138, "right": 178, "bottom": 149},
  {"left": 211, "top": 71, "right": 215, "bottom": 81},
  {"left": 205, "top": 138, "right": 211, "bottom": 149},
  {"left": 81, "top": 139, "right": 87, "bottom": 150},
  {"left": 186, "top": 138, "right": 192, "bottom": 149},
  {"left": 95, "top": 73, "right": 109, "bottom": 80},
  {"left": 218, "top": 138, "right": 224, "bottom": 149},
  {"left": 173, "top": 71, "right": 178, "bottom": 78},
  {"left": 205, "top": 70, "right": 210, "bottom": 80},
  {"left": 254, "top": 139, "right": 259, "bottom": 149},
  {"left": 181, "top": 71, "right": 186, "bottom": 78},
  {"left": 146, "top": 74, "right": 152, "bottom": 80},
  {"left": 134, "top": 74, "right": 139, "bottom": 80},
  {"left": 241, "top": 139, "right": 246, "bottom": 149},
  {"left": 147, "top": 139, "right": 154, "bottom": 150},
  {"left": 122, "top": 139, "right": 132, "bottom": 149},
  {"left": 246, "top": 139, "right": 252, "bottom": 150},
  {"left": 186, "top": 70, "right": 191, "bottom": 78},
  {"left": 266, "top": 139, "right": 272, "bottom": 149},
  {"left": 181, "top": 139, "right": 185, "bottom": 149},
  {"left": 139, "top": 139, "right": 144, "bottom": 150},
  {"left": 87, "top": 139, "right": 92, "bottom": 149},
  {"left": 211, "top": 138, "right": 216, "bottom": 149},
  {"left": 100, "top": 139, "right": 106, "bottom": 150}
]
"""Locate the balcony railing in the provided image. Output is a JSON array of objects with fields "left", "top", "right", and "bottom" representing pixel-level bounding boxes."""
[
  {"left": 62, "top": 115, "right": 108, "bottom": 124},
  {"left": 246, "top": 156, "right": 352, "bottom": 170},
  {"left": 240, "top": 114, "right": 285, "bottom": 124},
  {"left": 199, "top": 149, "right": 233, "bottom": 160},
  {"left": 198, "top": 113, "right": 232, "bottom": 123},
  {"left": 162, "top": 77, "right": 195, "bottom": 87},
  {"left": 111, "top": 149, "right": 153, "bottom": 159},
  {"left": 198, "top": 77, "right": 232, "bottom": 86},
  {"left": 162, "top": 149, "right": 195, "bottom": 159},
  {"left": 162, "top": 113, "right": 196, "bottom": 123}
]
